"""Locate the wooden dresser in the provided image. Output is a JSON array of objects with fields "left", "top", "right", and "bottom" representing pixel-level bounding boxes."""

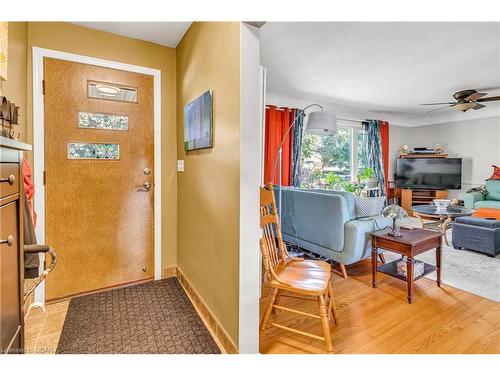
[{"left": 0, "top": 136, "right": 31, "bottom": 354}]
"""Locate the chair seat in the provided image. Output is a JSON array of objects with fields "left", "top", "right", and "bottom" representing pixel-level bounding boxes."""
[{"left": 270, "top": 259, "right": 331, "bottom": 295}]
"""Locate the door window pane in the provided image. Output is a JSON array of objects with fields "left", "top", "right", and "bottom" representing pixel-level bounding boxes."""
[
  {"left": 88, "top": 81, "right": 137, "bottom": 103},
  {"left": 78, "top": 112, "right": 128, "bottom": 131},
  {"left": 68, "top": 143, "right": 120, "bottom": 160}
]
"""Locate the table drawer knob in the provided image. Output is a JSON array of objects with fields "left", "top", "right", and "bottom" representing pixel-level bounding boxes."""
[
  {"left": 0, "top": 174, "right": 15, "bottom": 185},
  {"left": 0, "top": 235, "right": 14, "bottom": 246}
]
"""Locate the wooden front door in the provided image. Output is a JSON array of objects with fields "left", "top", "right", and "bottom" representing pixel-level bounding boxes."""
[{"left": 43, "top": 58, "right": 154, "bottom": 300}]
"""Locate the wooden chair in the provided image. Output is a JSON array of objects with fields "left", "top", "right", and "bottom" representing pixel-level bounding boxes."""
[{"left": 259, "top": 183, "right": 338, "bottom": 353}]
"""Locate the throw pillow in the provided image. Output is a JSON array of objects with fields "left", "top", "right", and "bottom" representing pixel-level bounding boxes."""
[
  {"left": 487, "top": 165, "right": 500, "bottom": 180},
  {"left": 354, "top": 196, "right": 386, "bottom": 218}
]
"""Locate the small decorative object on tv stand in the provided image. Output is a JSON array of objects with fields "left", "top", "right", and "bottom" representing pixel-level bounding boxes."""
[
  {"left": 400, "top": 153, "right": 448, "bottom": 159},
  {"left": 398, "top": 145, "right": 447, "bottom": 158},
  {"left": 398, "top": 144, "right": 410, "bottom": 157}
]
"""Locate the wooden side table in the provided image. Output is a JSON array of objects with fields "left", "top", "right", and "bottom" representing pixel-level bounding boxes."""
[{"left": 371, "top": 228, "right": 442, "bottom": 304}]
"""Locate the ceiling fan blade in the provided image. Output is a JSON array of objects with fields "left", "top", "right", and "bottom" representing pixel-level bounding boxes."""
[
  {"left": 420, "top": 102, "right": 457, "bottom": 106},
  {"left": 473, "top": 103, "right": 486, "bottom": 110},
  {"left": 426, "top": 104, "right": 456, "bottom": 113},
  {"left": 476, "top": 95, "right": 500, "bottom": 102},
  {"left": 464, "top": 92, "right": 487, "bottom": 101}
]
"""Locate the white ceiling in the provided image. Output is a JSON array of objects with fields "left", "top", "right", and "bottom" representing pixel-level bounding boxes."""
[
  {"left": 72, "top": 22, "right": 192, "bottom": 47},
  {"left": 260, "top": 22, "right": 500, "bottom": 126}
]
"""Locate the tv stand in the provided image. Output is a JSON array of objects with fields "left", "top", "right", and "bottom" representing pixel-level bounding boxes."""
[{"left": 401, "top": 188, "right": 448, "bottom": 216}]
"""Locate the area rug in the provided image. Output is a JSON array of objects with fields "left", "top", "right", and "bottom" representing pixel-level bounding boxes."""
[
  {"left": 56, "top": 278, "right": 221, "bottom": 354},
  {"left": 383, "top": 218, "right": 500, "bottom": 302}
]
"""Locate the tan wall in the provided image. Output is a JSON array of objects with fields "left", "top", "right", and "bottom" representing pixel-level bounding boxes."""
[
  {"left": 0, "top": 22, "right": 28, "bottom": 141},
  {"left": 176, "top": 22, "right": 240, "bottom": 345},
  {"left": 3, "top": 21, "right": 243, "bottom": 345},
  {"left": 24, "top": 22, "right": 178, "bottom": 270}
]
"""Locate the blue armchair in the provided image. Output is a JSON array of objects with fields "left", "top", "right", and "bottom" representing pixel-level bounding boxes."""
[{"left": 464, "top": 180, "right": 500, "bottom": 210}]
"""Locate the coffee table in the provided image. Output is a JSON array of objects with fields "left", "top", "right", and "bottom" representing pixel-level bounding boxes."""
[
  {"left": 411, "top": 204, "right": 475, "bottom": 246},
  {"left": 371, "top": 228, "right": 442, "bottom": 304}
]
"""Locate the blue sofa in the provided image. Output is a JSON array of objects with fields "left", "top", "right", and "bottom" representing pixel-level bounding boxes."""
[{"left": 275, "top": 187, "right": 392, "bottom": 277}]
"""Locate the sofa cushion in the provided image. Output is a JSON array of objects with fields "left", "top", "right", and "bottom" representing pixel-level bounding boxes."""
[
  {"left": 487, "top": 165, "right": 500, "bottom": 180},
  {"left": 474, "top": 200, "right": 500, "bottom": 209},
  {"left": 485, "top": 180, "right": 500, "bottom": 201},
  {"left": 307, "top": 189, "right": 355, "bottom": 220},
  {"left": 354, "top": 196, "right": 386, "bottom": 218},
  {"left": 455, "top": 216, "right": 500, "bottom": 228}
]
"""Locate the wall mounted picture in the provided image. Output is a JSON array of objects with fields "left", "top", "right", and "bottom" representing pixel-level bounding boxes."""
[
  {"left": 183, "top": 90, "right": 213, "bottom": 151},
  {"left": 0, "top": 22, "right": 7, "bottom": 81}
]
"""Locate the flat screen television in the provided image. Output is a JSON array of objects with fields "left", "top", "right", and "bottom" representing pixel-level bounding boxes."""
[{"left": 396, "top": 158, "right": 462, "bottom": 190}]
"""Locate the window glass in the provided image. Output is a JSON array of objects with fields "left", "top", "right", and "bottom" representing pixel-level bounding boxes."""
[
  {"left": 357, "top": 129, "right": 369, "bottom": 174},
  {"left": 68, "top": 143, "right": 120, "bottom": 160},
  {"left": 78, "top": 112, "right": 128, "bottom": 131},
  {"left": 88, "top": 81, "right": 137, "bottom": 103},
  {"left": 299, "top": 128, "right": 352, "bottom": 189}
]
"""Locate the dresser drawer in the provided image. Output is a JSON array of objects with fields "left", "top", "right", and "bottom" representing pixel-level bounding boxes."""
[
  {"left": 0, "top": 163, "right": 19, "bottom": 199},
  {"left": 0, "top": 200, "right": 21, "bottom": 353}
]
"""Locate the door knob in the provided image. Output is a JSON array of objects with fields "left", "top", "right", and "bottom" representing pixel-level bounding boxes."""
[{"left": 135, "top": 181, "right": 151, "bottom": 191}]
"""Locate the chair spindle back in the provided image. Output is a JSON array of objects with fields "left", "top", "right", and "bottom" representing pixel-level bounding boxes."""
[{"left": 259, "top": 184, "right": 288, "bottom": 282}]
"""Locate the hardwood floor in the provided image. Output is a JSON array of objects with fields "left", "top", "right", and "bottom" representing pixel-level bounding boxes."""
[
  {"left": 24, "top": 259, "right": 500, "bottom": 354},
  {"left": 260, "top": 259, "right": 500, "bottom": 354},
  {"left": 24, "top": 300, "right": 69, "bottom": 354}
]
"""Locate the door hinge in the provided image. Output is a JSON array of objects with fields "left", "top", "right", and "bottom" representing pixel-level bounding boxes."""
[
  {"left": 43, "top": 171, "right": 46, "bottom": 185},
  {"left": 42, "top": 80, "right": 45, "bottom": 95}
]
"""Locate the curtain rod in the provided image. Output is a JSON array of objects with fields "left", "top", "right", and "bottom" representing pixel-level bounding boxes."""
[{"left": 265, "top": 106, "right": 365, "bottom": 123}]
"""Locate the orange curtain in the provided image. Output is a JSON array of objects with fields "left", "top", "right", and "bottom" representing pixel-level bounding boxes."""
[
  {"left": 264, "top": 106, "right": 295, "bottom": 185},
  {"left": 379, "top": 121, "right": 390, "bottom": 194}
]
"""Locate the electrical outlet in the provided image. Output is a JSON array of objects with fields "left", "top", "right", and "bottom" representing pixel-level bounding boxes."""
[{"left": 177, "top": 160, "right": 184, "bottom": 172}]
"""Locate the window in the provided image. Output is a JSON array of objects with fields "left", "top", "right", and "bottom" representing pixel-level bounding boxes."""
[
  {"left": 78, "top": 112, "right": 129, "bottom": 131},
  {"left": 88, "top": 81, "right": 138, "bottom": 103},
  {"left": 68, "top": 142, "right": 120, "bottom": 160},
  {"left": 299, "top": 125, "right": 368, "bottom": 189}
]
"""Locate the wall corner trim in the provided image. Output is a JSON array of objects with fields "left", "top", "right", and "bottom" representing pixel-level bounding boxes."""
[{"left": 176, "top": 267, "right": 239, "bottom": 354}]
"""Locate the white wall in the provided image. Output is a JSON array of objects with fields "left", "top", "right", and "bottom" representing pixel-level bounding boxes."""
[
  {"left": 388, "top": 125, "right": 410, "bottom": 181},
  {"left": 399, "top": 116, "right": 500, "bottom": 199}
]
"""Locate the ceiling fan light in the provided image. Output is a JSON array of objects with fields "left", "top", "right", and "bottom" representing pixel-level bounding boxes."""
[{"left": 455, "top": 102, "right": 476, "bottom": 112}]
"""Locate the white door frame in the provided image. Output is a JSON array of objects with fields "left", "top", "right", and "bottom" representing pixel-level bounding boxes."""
[{"left": 32, "top": 47, "right": 162, "bottom": 304}]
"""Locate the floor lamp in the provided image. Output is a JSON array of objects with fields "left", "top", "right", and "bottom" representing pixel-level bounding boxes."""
[{"left": 271, "top": 104, "right": 338, "bottom": 224}]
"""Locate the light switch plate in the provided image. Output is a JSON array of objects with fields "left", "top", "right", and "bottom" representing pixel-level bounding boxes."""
[{"left": 177, "top": 160, "right": 184, "bottom": 172}]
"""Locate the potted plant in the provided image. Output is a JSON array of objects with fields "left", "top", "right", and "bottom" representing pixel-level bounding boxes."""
[
  {"left": 357, "top": 168, "right": 378, "bottom": 189},
  {"left": 325, "top": 171, "right": 347, "bottom": 190}
]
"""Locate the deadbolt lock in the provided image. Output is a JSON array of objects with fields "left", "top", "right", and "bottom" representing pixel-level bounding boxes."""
[{"left": 143, "top": 167, "right": 151, "bottom": 175}]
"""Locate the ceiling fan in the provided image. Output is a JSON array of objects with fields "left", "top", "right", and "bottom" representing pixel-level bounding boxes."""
[{"left": 421, "top": 89, "right": 500, "bottom": 113}]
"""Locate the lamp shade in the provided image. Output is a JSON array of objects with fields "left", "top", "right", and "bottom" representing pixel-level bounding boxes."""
[
  {"left": 382, "top": 204, "right": 408, "bottom": 220},
  {"left": 305, "top": 110, "right": 337, "bottom": 135}
]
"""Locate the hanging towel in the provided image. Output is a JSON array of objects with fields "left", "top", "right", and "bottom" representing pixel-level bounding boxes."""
[
  {"left": 22, "top": 159, "right": 39, "bottom": 278},
  {"left": 23, "top": 158, "right": 37, "bottom": 226}
]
